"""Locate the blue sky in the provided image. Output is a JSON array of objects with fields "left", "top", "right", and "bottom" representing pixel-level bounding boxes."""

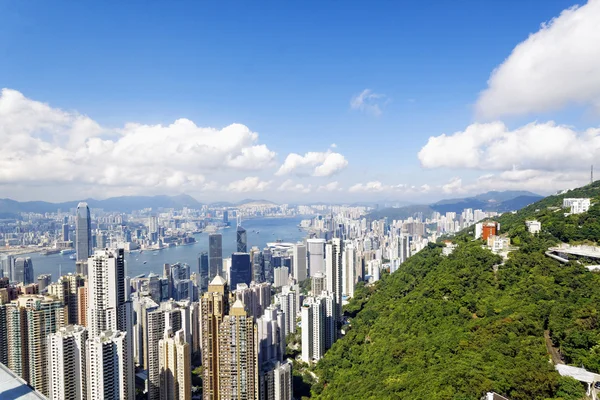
[{"left": 1, "top": 0, "right": 598, "bottom": 203}]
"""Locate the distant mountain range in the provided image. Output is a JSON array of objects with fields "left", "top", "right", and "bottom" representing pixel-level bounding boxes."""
[
  {"left": 0, "top": 195, "right": 284, "bottom": 217},
  {"left": 0, "top": 194, "right": 202, "bottom": 215},
  {"left": 368, "top": 190, "right": 543, "bottom": 220}
]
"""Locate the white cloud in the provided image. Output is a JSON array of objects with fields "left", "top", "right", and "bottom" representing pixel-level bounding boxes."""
[
  {"left": 0, "top": 89, "right": 277, "bottom": 195},
  {"left": 226, "top": 177, "right": 272, "bottom": 193},
  {"left": 330, "top": 143, "right": 337, "bottom": 148},
  {"left": 350, "top": 89, "right": 388, "bottom": 116},
  {"left": 475, "top": 0, "right": 600, "bottom": 118},
  {"left": 442, "top": 177, "right": 466, "bottom": 194},
  {"left": 348, "top": 181, "right": 387, "bottom": 193},
  {"left": 418, "top": 121, "right": 600, "bottom": 172},
  {"left": 318, "top": 181, "right": 341, "bottom": 192},
  {"left": 277, "top": 179, "right": 312, "bottom": 193},
  {"left": 276, "top": 151, "right": 348, "bottom": 177}
]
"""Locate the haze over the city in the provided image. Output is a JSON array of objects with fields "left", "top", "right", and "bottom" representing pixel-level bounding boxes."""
[{"left": 1, "top": 0, "right": 599, "bottom": 203}]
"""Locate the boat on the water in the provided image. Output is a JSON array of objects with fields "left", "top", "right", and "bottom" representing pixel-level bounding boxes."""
[{"left": 60, "top": 249, "right": 76, "bottom": 255}]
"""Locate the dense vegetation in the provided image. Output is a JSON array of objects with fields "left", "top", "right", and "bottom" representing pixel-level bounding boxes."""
[{"left": 310, "top": 183, "right": 600, "bottom": 400}]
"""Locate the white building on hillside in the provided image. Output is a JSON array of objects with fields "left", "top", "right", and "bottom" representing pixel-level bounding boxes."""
[{"left": 563, "top": 198, "right": 591, "bottom": 214}]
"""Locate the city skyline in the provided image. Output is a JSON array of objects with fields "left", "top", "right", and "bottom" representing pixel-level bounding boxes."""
[{"left": 1, "top": 1, "right": 599, "bottom": 202}]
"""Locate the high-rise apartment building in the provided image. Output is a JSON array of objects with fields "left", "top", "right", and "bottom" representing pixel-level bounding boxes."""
[
  {"left": 75, "top": 202, "right": 92, "bottom": 267},
  {"left": 218, "top": 300, "right": 259, "bottom": 400},
  {"left": 47, "top": 325, "right": 88, "bottom": 400},
  {"left": 273, "top": 266, "right": 289, "bottom": 288},
  {"left": 292, "top": 243, "right": 307, "bottom": 282},
  {"left": 342, "top": 241, "right": 356, "bottom": 298},
  {"left": 201, "top": 275, "right": 230, "bottom": 400},
  {"left": 158, "top": 329, "right": 191, "bottom": 400},
  {"left": 5, "top": 295, "right": 66, "bottom": 395},
  {"left": 13, "top": 257, "right": 34, "bottom": 284},
  {"left": 259, "top": 360, "right": 293, "bottom": 400},
  {"left": 325, "top": 238, "right": 343, "bottom": 327},
  {"left": 234, "top": 281, "right": 271, "bottom": 319},
  {"left": 275, "top": 285, "right": 298, "bottom": 335},
  {"left": 311, "top": 272, "right": 326, "bottom": 297},
  {"left": 47, "top": 274, "right": 85, "bottom": 325},
  {"left": 301, "top": 292, "right": 334, "bottom": 364},
  {"left": 86, "top": 330, "right": 134, "bottom": 400},
  {"left": 208, "top": 234, "right": 223, "bottom": 280}
]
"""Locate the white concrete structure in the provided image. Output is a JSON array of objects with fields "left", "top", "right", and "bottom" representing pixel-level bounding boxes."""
[
  {"left": 525, "top": 220, "right": 541, "bottom": 234},
  {"left": 307, "top": 238, "right": 326, "bottom": 277},
  {"left": 301, "top": 292, "right": 335, "bottom": 364},
  {"left": 342, "top": 241, "right": 356, "bottom": 298},
  {"left": 325, "top": 238, "right": 343, "bottom": 326},
  {"left": 292, "top": 243, "right": 307, "bottom": 282},
  {"left": 87, "top": 330, "right": 134, "bottom": 400},
  {"left": 276, "top": 285, "right": 298, "bottom": 335},
  {"left": 47, "top": 325, "right": 88, "bottom": 400},
  {"left": 563, "top": 198, "right": 591, "bottom": 214},
  {"left": 158, "top": 329, "right": 191, "bottom": 400},
  {"left": 273, "top": 266, "right": 289, "bottom": 288}
]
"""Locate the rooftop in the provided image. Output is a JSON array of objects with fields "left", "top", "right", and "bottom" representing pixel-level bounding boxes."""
[{"left": 0, "top": 362, "right": 48, "bottom": 399}]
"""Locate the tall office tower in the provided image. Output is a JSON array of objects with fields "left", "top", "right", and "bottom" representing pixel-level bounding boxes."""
[
  {"left": 325, "top": 238, "right": 343, "bottom": 327},
  {"left": 201, "top": 276, "right": 230, "bottom": 400},
  {"left": 47, "top": 325, "right": 88, "bottom": 400},
  {"left": 399, "top": 233, "right": 411, "bottom": 263},
  {"left": 311, "top": 272, "right": 326, "bottom": 297},
  {"left": 87, "top": 330, "right": 134, "bottom": 400},
  {"left": 208, "top": 234, "right": 223, "bottom": 280},
  {"left": 273, "top": 266, "right": 289, "bottom": 288},
  {"left": 76, "top": 202, "right": 92, "bottom": 265},
  {"left": 48, "top": 274, "right": 86, "bottom": 325},
  {"left": 218, "top": 300, "right": 259, "bottom": 400},
  {"left": 307, "top": 238, "right": 326, "bottom": 277},
  {"left": 251, "top": 247, "right": 264, "bottom": 283},
  {"left": 222, "top": 210, "right": 229, "bottom": 225},
  {"left": 236, "top": 224, "right": 247, "bottom": 253},
  {"left": 37, "top": 273, "right": 52, "bottom": 292},
  {"left": 292, "top": 243, "right": 307, "bottom": 282},
  {"left": 62, "top": 223, "right": 69, "bottom": 241},
  {"left": 0, "top": 254, "right": 13, "bottom": 279},
  {"left": 13, "top": 257, "right": 34, "bottom": 284},
  {"left": 259, "top": 360, "right": 293, "bottom": 400},
  {"left": 146, "top": 300, "right": 185, "bottom": 400},
  {"left": 158, "top": 329, "right": 191, "bottom": 400},
  {"left": 77, "top": 282, "right": 87, "bottom": 326},
  {"left": 234, "top": 281, "right": 271, "bottom": 319},
  {"left": 342, "top": 241, "right": 356, "bottom": 298},
  {"left": 6, "top": 295, "right": 66, "bottom": 395},
  {"left": 198, "top": 252, "right": 209, "bottom": 292},
  {"left": 230, "top": 252, "right": 252, "bottom": 289},
  {"left": 275, "top": 285, "right": 298, "bottom": 335},
  {"left": 148, "top": 215, "right": 159, "bottom": 234}
]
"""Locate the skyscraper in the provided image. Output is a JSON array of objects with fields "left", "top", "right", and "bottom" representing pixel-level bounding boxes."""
[
  {"left": 13, "top": 257, "right": 34, "bottom": 284},
  {"left": 236, "top": 225, "right": 247, "bottom": 253},
  {"left": 307, "top": 238, "right": 326, "bottom": 277},
  {"left": 62, "top": 223, "right": 69, "bottom": 242},
  {"left": 47, "top": 325, "right": 88, "bottom": 400},
  {"left": 158, "top": 329, "right": 191, "bottom": 400},
  {"left": 208, "top": 234, "right": 223, "bottom": 280},
  {"left": 75, "top": 202, "right": 92, "bottom": 266},
  {"left": 86, "top": 330, "right": 134, "bottom": 400},
  {"left": 198, "top": 252, "right": 209, "bottom": 292},
  {"left": 325, "top": 238, "right": 343, "bottom": 327},
  {"left": 292, "top": 243, "right": 307, "bottom": 282},
  {"left": 6, "top": 294, "right": 66, "bottom": 395},
  {"left": 87, "top": 248, "right": 128, "bottom": 337},
  {"left": 201, "top": 276, "right": 230, "bottom": 400},
  {"left": 230, "top": 252, "right": 252, "bottom": 289},
  {"left": 37, "top": 274, "right": 51, "bottom": 292},
  {"left": 218, "top": 300, "right": 259, "bottom": 400},
  {"left": 47, "top": 273, "right": 85, "bottom": 325}
]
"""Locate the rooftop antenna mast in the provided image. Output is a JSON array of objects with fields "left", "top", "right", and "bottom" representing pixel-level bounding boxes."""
[{"left": 592, "top": 165, "right": 594, "bottom": 185}]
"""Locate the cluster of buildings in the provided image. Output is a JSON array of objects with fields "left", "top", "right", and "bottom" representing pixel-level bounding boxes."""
[{"left": 0, "top": 198, "right": 503, "bottom": 399}]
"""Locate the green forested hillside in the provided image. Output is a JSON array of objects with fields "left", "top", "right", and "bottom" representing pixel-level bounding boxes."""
[{"left": 311, "top": 185, "right": 600, "bottom": 400}]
